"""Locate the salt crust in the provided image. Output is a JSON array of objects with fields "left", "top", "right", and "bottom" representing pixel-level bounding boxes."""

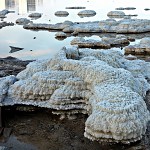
[{"left": 1, "top": 46, "right": 150, "bottom": 143}]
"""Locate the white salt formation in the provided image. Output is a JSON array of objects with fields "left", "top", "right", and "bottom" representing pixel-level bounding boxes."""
[
  {"left": 0, "top": 75, "right": 16, "bottom": 106},
  {"left": 0, "top": 46, "right": 150, "bottom": 144},
  {"left": 23, "top": 18, "right": 150, "bottom": 33}
]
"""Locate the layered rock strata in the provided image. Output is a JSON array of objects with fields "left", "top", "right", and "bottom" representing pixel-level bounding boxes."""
[
  {"left": 23, "top": 19, "right": 150, "bottom": 33},
  {"left": 0, "top": 46, "right": 150, "bottom": 144}
]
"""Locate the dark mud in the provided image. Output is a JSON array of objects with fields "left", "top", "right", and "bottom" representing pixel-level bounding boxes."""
[{"left": 0, "top": 57, "right": 150, "bottom": 150}]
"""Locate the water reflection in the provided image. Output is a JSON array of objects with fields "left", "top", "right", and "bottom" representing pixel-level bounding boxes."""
[{"left": 0, "top": 0, "right": 43, "bottom": 14}]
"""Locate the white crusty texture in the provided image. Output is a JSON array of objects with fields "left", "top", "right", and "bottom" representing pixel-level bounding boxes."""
[
  {"left": 3, "top": 46, "right": 150, "bottom": 144},
  {"left": 0, "top": 75, "right": 16, "bottom": 105}
]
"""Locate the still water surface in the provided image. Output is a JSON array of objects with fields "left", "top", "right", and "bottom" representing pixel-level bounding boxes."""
[{"left": 0, "top": 0, "right": 150, "bottom": 60}]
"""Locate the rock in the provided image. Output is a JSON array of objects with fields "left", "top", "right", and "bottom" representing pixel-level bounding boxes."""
[
  {"left": 0, "top": 10, "right": 9, "bottom": 15},
  {"left": 0, "top": 22, "right": 14, "bottom": 29},
  {"left": 65, "top": 6, "right": 86, "bottom": 9},
  {"left": 125, "top": 37, "right": 150, "bottom": 55},
  {"left": 78, "top": 10, "right": 96, "bottom": 17},
  {"left": 16, "top": 18, "right": 31, "bottom": 25},
  {"left": 1, "top": 46, "right": 150, "bottom": 144},
  {"left": 71, "top": 37, "right": 111, "bottom": 49},
  {"left": 28, "top": 13, "right": 42, "bottom": 18},
  {"left": 124, "top": 54, "right": 137, "bottom": 60},
  {"left": 107, "top": 11, "right": 125, "bottom": 18},
  {"left": 55, "top": 32, "right": 67, "bottom": 38},
  {"left": 144, "top": 8, "right": 150, "bottom": 11},
  {"left": 71, "top": 35, "right": 129, "bottom": 49},
  {"left": 55, "top": 11, "right": 69, "bottom": 17}
]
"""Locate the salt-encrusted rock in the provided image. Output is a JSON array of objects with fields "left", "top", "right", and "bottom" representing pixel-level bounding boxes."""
[
  {"left": 124, "top": 54, "right": 137, "bottom": 60},
  {"left": 1, "top": 46, "right": 150, "bottom": 144},
  {"left": 55, "top": 32, "right": 67, "bottom": 38},
  {"left": 125, "top": 37, "right": 150, "bottom": 55},
  {"left": 23, "top": 19, "right": 150, "bottom": 33},
  {"left": 71, "top": 37, "right": 111, "bottom": 49},
  {"left": 66, "top": 6, "right": 86, "bottom": 9},
  {"left": 107, "top": 11, "right": 125, "bottom": 18},
  {"left": 78, "top": 10, "right": 96, "bottom": 17},
  {"left": 55, "top": 11, "right": 69, "bottom": 17},
  {"left": 0, "top": 75, "right": 16, "bottom": 105},
  {"left": 28, "top": 13, "right": 42, "bottom": 18},
  {"left": 71, "top": 35, "right": 129, "bottom": 49},
  {"left": 16, "top": 18, "right": 31, "bottom": 25}
]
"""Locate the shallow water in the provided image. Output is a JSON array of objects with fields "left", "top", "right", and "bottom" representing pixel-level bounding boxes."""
[{"left": 0, "top": 0, "right": 150, "bottom": 60}]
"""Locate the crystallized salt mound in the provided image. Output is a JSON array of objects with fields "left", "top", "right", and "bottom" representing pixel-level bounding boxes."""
[
  {"left": 1, "top": 46, "right": 150, "bottom": 144},
  {"left": 85, "top": 84, "right": 149, "bottom": 144}
]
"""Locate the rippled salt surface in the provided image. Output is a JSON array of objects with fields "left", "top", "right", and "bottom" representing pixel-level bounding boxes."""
[{"left": 0, "top": 0, "right": 150, "bottom": 60}]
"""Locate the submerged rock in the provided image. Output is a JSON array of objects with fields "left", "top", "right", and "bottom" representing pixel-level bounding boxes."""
[
  {"left": 1, "top": 46, "right": 150, "bottom": 144},
  {"left": 125, "top": 37, "right": 150, "bottom": 55}
]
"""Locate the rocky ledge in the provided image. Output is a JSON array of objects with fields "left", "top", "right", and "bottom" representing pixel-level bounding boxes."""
[
  {"left": 71, "top": 34, "right": 130, "bottom": 49},
  {"left": 23, "top": 18, "right": 150, "bottom": 33},
  {"left": 125, "top": 37, "right": 150, "bottom": 55},
  {"left": 0, "top": 46, "right": 150, "bottom": 144}
]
